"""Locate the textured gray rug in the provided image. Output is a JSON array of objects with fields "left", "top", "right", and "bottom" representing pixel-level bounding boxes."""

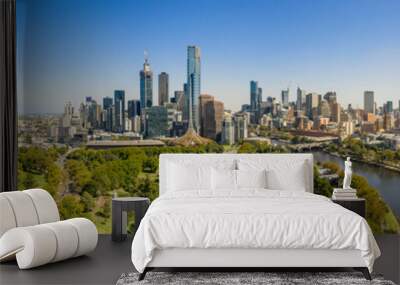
[{"left": 116, "top": 272, "right": 395, "bottom": 285}]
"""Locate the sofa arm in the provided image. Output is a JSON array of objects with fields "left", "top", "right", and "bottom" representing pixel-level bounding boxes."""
[{"left": 0, "top": 218, "right": 98, "bottom": 269}]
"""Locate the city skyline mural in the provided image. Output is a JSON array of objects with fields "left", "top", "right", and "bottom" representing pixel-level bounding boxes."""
[{"left": 15, "top": 0, "right": 400, "bottom": 236}]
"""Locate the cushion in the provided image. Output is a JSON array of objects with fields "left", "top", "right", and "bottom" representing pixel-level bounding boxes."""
[
  {"left": 237, "top": 169, "right": 267, "bottom": 189},
  {"left": 266, "top": 161, "right": 307, "bottom": 191},
  {"left": 212, "top": 168, "right": 237, "bottom": 190},
  {"left": 167, "top": 162, "right": 212, "bottom": 191}
]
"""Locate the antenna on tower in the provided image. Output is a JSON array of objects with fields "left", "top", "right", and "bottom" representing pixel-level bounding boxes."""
[{"left": 144, "top": 49, "right": 149, "bottom": 63}]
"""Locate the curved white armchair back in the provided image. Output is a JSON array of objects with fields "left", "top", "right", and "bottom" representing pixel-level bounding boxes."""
[{"left": 0, "top": 189, "right": 60, "bottom": 237}]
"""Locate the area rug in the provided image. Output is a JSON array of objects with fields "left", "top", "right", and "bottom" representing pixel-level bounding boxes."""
[{"left": 116, "top": 271, "right": 395, "bottom": 285}]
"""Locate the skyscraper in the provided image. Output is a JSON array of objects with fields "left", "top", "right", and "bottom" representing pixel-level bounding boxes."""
[
  {"left": 103, "top": 97, "right": 113, "bottom": 110},
  {"left": 174, "top": 90, "right": 184, "bottom": 111},
  {"left": 140, "top": 54, "right": 153, "bottom": 108},
  {"left": 305, "top": 93, "right": 319, "bottom": 120},
  {"left": 186, "top": 46, "right": 201, "bottom": 131},
  {"left": 250, "top": 81, "right": 258, "bottom": 111},
  {"left": 204, "top": 99, "right": 224, "bottom": 141},
  {"left": 199, "top": 94, "right": 214, "bottom": 136},
  {"left": 144, "top": 106, "right": 168, "bottom": 138},
  {"left": 221, "top": 113, "right": 235, "bottom": 145},
  {"left": 199, "top": 94, "right": 224, "bottom": 141},
  {"left": 281, "top": 88, "right": 289, "bottom": 108},
  {"left": 127, "top": 100, "right": 141, "bottom": 119},
  {"left": 158, "top": 72, "right": 169, "bottom": 106},
  {"left": 296, "top": 87, "right": 306, "bottom": 111},
  {"left": 114, "top": 90, "right": 125, "bottom": 133},
  {"left": 385, "top": 101, "right": 393, "bottom": 113},
  {"left": 364, "top": 91, "right": 374, "bottom": 114}
]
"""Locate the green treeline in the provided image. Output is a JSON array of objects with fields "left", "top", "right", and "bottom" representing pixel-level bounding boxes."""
[{"left": 17, "top": 142, "right": 399, "bottom": 234}]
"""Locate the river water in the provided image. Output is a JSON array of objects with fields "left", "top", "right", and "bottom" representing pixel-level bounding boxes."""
[{"left": 312, "top": 151, "right": 400, "bottom": 218}]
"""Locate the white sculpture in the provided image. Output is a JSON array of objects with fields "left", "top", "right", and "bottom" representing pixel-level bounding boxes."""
[{"left": 343, "top": 157, "right": 353, "bottom": 189}]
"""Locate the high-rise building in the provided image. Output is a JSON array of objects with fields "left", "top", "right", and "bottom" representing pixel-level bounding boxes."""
[
  {"left": 127, "top": 100, "right": 141, "bottom": 119},
  {"left": 103, "top": 97, "right": 113, "bottom": 110},
  {"left": 234, "top": 114, "right": 248, "bottom": 141},
  {"left": 174, "top": 90, "right": 185, "bottom": 111},
  {"left": 250, "top": 81, "right": 258, "bottom": 111},
  {"left": 140, "top": 55, "right": 153, "bottom": 108},
  {"left": 221, "top": 113, "right": 234, "bottom": 145},
  {"left": 319, "top": 100, "right": 331, "bottom": 118},
  {"left": 199, "top": 94, "right": 214, "bottom": 136},
  {"left": 114, "top": 90, "right": 125, "bottom": 133},
  {"left": 144, "top": 106, "right": 169, "bottom": 138},
  {"left": 202, "top": 97, "right": 224, "bottom": 141},
  {"left": 158, "top": 72, "right": 169, "bottom": 106},
  {"left": 384, "top": 101, "right": 393, "bottom": 113},
  {"left": 331, "top": 102, "right": 341, "bottom": 123},
  {"left": 305, "top": 93, "right": 319, "bottom": 119},
  {"left": 281, "top": 89, "right": 289, "bottom": 108},
  {"left": 323, "top": 92, "right": 337, "bottom": 105},
  {"left": 296, "top": 87, "right": 306, "bottom": 111},
  {"left": 364, "top": 91, "right": 374, "bottom": 114},
  {"left": 186, "top": 46, "right": 201, "bottom": 131}
]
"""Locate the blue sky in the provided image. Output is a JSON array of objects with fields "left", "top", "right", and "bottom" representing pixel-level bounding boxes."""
[{"left": 17, "top": 0, "right": 400, "bottom": 114}]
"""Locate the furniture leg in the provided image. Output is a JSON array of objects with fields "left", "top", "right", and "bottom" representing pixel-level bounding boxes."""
[
  {"left": 354, "top": 267, "right": 371, "bottom": 280},
  {"left": 138, "top": 267, "right": 148, "bottom": 281}
]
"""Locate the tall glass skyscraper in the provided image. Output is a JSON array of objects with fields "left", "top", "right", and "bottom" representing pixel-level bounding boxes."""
[
  {"left": 250, "top": 81, "right": 258, "bottom": 111},
  {"left": 114, "top": 90, "right": 125, "bottom": 133},
  {"left": 140, "top": 56, "right": 153, "bottom": 108},
  {"left": 364, "top": 91, "right": 375, "bottom": 114},
  {"left": 186, "top": 46, "right": 201, "bottom": 131}
]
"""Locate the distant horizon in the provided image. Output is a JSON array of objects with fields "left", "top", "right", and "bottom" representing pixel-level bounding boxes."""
[{"left": 16, "top": 0, "right": 400, "bottom": 114}]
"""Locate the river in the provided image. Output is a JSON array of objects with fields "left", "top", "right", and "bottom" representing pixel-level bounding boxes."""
[{"left": 312, "top": 151, "right": 400, "bottom": 218}]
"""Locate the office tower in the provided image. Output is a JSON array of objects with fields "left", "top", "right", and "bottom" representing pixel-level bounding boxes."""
[
  {"left": 144, "top": 106, "right": 169, "bottom": 138},
  {"left": 199, "top": 94, "right": 214, "bottom": 136},
  {"left": 296, "top": 87, "right": 306, "bottom": 111},
  {"left": 183, "top": 83, "right": 189, "bottom": 121},
  {"left": 114, "top": 90, "right": 125, "bottom": 133},
  {"left": 234, "top": 114, "right": 248, "bottom": 141},
  {"left": 164, "top": 102, "right": 179, "bottom": 130},
  {"left": 383, "top": 113, "right": 394, "bottom": 130},
  {"left": 305, "top": 93, "right": 319, "bottom": 119},
  {"left": 385, "top": 101, "right": 393, "bottom": 113},
  {"left": 186, "top": 46, "right": 201, "bottom": 131},
  {"left": 323, "top": 92, "right": 337, "bottom": 105},
  {"left": 319, "top": 100, "right": 331, "bottom": 117},
  {"left": 221, "top": 113, "right": 235, "bottom": 145},
  {"left": 364, "top": 91, "right": 374, "bottom": 114},
  {"left": 174, "top": 90, "right": 184, "bottom": 111},
  {"left": 331, "top": 102, "right": 341, "bottom": 123},
  {"left": 257, "top": 87, "right": 263, "bottom": 108},
  {"left": 103, "top": 97, "right": 113, "bottom": 110},
  {"left": 158, "top": 72, "right": 169, "bottom": 106},
  {"left": 140, "top": 54, "right": 153, "bottom": 108},
  {"left": 281, "top": 88, "right": 289, "bottom": 108},
  {"left": 127, "top": 100, "right": 141, "bottom": 119},
  {"left": 202, "top": 97, "right": 224, "bottom": 141},
  {"left": 250, "top": 81, "right": 258, "bottom": 111},
  {"left": 105, "top": 106, "right": 114, "bottom": 132}
]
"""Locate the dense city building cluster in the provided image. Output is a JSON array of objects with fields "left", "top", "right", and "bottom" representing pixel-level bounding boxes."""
[{"left": 42, "top": 46, "right": 400, "bottom": 149}]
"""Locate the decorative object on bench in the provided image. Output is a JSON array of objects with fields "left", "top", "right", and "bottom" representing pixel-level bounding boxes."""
[
  {"left": 332, "top": 198, "right": 366, "bottom": 218},
  {"left": 332, "top": 157, "right": 358, "bottom": 200},
  {"left": 112, "top": 197, "right": 150, "bottom": 242},
  {"left": 131, "top": 154, "right": 380, "bottom": 281},
  {"left": 0, "top": 189, "right": 98, "bottom": 269}
]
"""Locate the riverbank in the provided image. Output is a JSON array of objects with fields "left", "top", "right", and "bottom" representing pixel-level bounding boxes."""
[
  {"left": 312, "top": 151, "right": 400, "bottom": 220},
  {"left": 322, "top": 149, "right": 400, "bottom": 173}
]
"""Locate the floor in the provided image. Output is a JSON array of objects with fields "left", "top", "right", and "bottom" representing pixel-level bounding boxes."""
[{"left": 0, "top": 234, "right": 398, "bottom": 285}]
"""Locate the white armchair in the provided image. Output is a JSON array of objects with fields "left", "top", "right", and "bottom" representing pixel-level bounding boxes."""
[{"left": 0, "top": 189, "right": 98, "bottom": 269}]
